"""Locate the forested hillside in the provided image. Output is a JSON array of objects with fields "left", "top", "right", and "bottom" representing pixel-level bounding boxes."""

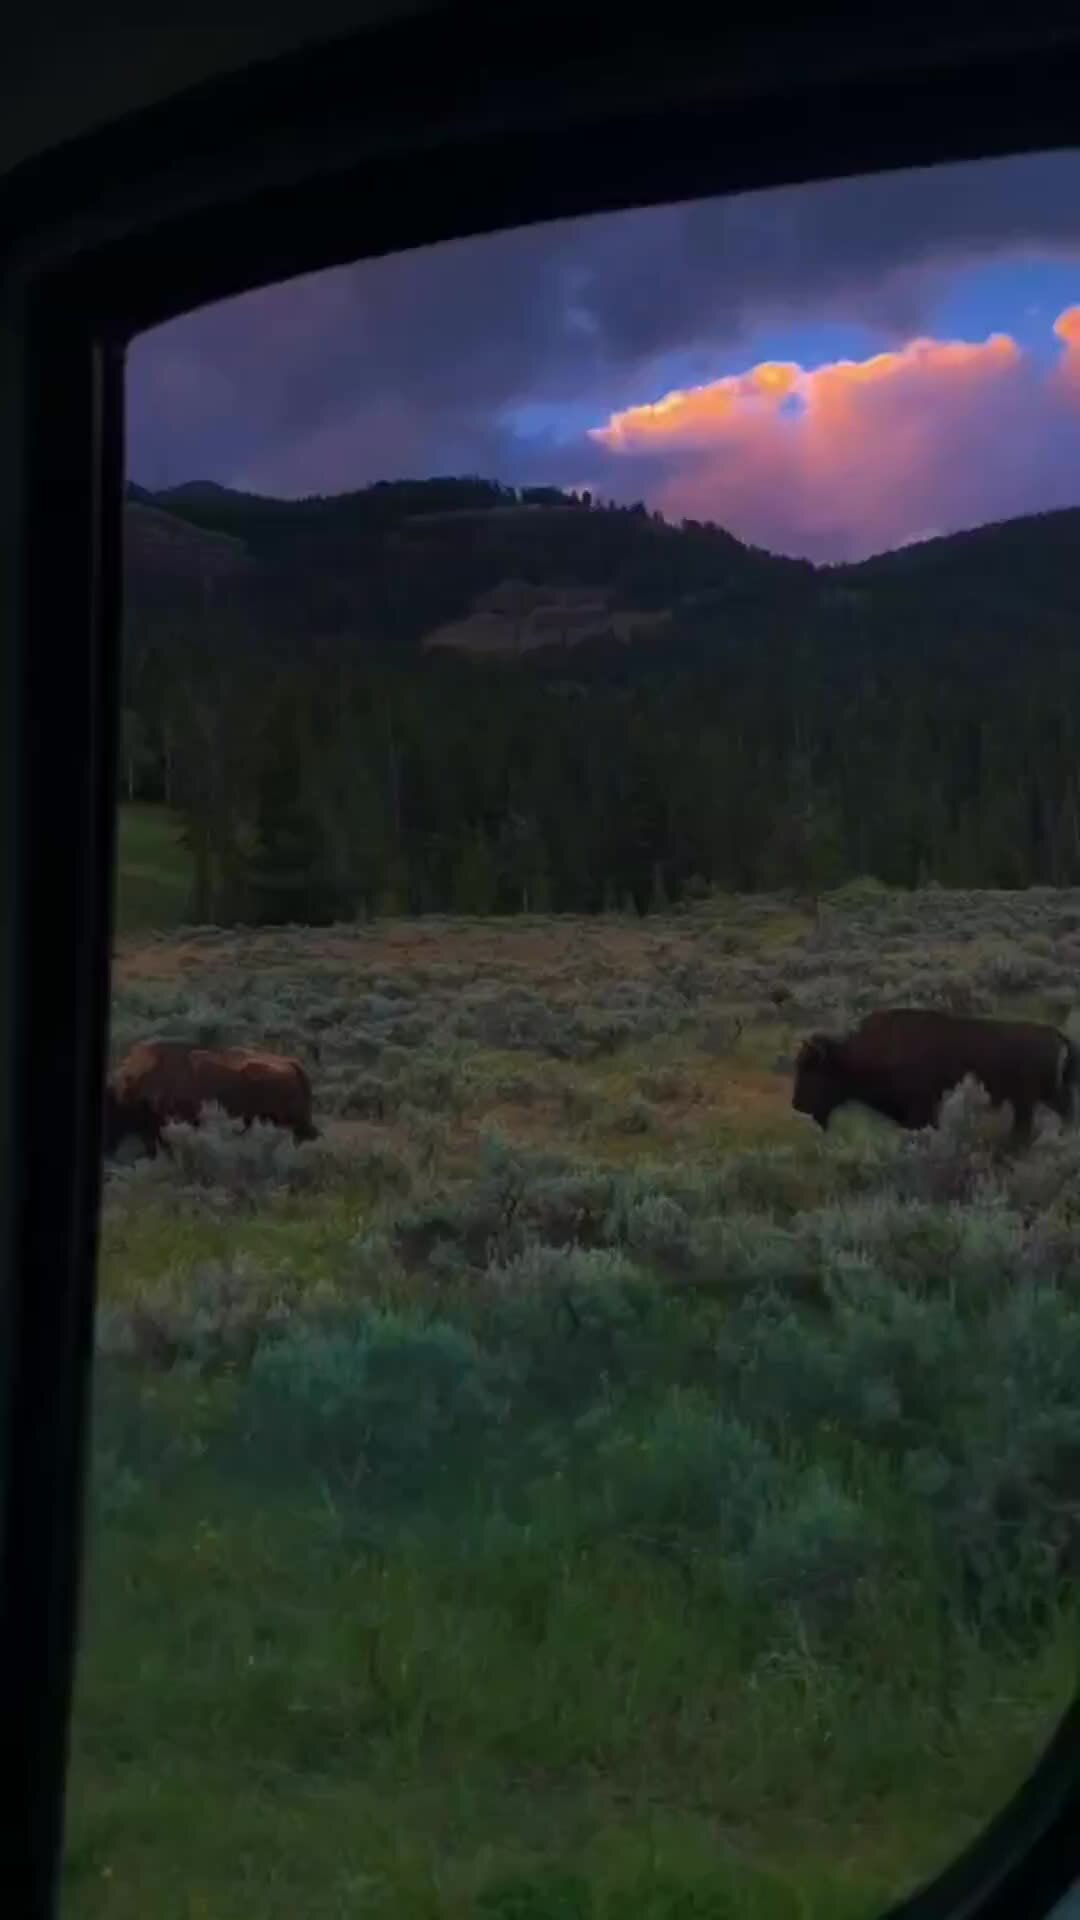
[{"left": 120, "top": 476, "right": 1080, "bottom": 922}]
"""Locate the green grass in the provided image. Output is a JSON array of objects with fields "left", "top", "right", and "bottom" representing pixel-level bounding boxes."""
[
  {"left": 97, "top": 1184, "right": 379, "bottom": 1305},
  {"left": 66, "top": 1377, "right": 1076, "bottom": 1920},
  {"left": 66, "top": 893, "right": 1080, "bottom": 1917},
  {"left": 113, "top": 804, "right": 192, "bottom": 934}
]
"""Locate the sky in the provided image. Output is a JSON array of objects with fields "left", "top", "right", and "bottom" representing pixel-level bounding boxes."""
[{"left": 127, "top": 148, "right": 1080, "bottom": 564}]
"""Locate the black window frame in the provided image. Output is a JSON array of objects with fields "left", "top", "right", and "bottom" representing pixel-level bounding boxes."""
[{"left": 3, "top": 10, "right": 1080, "bottom": 1916}]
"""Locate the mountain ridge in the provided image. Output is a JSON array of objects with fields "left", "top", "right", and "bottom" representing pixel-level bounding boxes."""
[
  {"left": 126, "top": 475, "right": 1080, "bottom": 572},
  {"left": 122, "top": 476, "right": 1080, "bottom": 666}
]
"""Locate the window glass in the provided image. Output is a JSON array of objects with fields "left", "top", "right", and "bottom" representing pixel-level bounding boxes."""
[{"left": 64, "top": 148, "right": 1080, "bottom": 1919}]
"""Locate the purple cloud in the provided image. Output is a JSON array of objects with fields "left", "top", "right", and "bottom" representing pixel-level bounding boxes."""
[{"left": 126, "top": 148, "right": 1080, "bottom": 556}]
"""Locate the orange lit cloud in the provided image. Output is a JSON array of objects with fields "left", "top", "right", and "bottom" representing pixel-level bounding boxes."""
[
  {"left": 1054, "top": 305, "right": 1080, "bottom": 390},
  {"left": 590, "top": 317, "right": 1080, "bottom": 561}
]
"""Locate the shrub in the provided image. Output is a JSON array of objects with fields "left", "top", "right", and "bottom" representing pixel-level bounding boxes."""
[
  {"left": 825, "top": 875, "right": 892, "bottom": 911},
  {"left": 976, "top": 949, "right": 1050, "bottom": 995},
  {"left": 397, "top": 1051, "right": 468, "bottom": 1113},
  {"left": 341, "top": 1228, "right": 400, "bottom": 1293},
  {"left": 636, "top": 1066, "right": 686, "bottom": 1104},
  {"left": 339, "top": 1072, "right": 391, "bottom": 1119},
  {"left": 96, "top": 1259, "right": 300, "bottom": 1374},
  {"left": 892, "top": 1077, "right": 1010, "bottom": 1206},
  {"left": 1004, "top": 1123, "right": 1080, "bottom": 1218},
  {"left": 397, "top": 1105, "right": 454, "bottom": 1172},
  {"left": 522, "top": 1170, "right": 614, "bottom": 1250},
  {"left": 497, "top": 1073, "right": 543, "bottom": 1107},
  {"left": 698, "top": 1016, "right": 744, "bottom": 1057},
  {"left": 923, "top": 973, "right": 994, "bottom": 1017},
  {"left": 466, "top": 989, "right": 568, "bottom": 1056},
  {"left": 744, "top": 1467, "right": 886, "bottom": 1635},
  {"left": 475, "top": 1870, "right": 591, "bottom": 1920},
  {"left": 610, "top": 1192, "right": 696, "bottom": 1272},
  {"left": 246, "top": 1309, "right": 508, "bottom": 1498},
  {"left": 332, "top": 1028, "right": 384, "bottom": 1067},
  {"left": 160, "top": 1105, "right": 308, "bottom": 1192},
  {"left": 559, "top": 1084, "right": 597, "bottom": 1127},
  {"left": 585, "top": 1394, "right": 784, "bottom": 1557},
  {"left": 714, "top": 1147, "right": 821, "bottom": 1218},
  {"left": 478, "top": 1244, "right": 682, "bottom": 1412},
  {"left": 345, "top": 1137, "right": 415, "bottom": 1198}
]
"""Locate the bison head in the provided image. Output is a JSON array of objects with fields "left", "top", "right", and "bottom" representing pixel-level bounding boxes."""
[
  {"left": 792, "top": 1032, "right": 844, "bottom": 1129},
  {"left": 102, "top": 1084, "right": 157, "bottom": 1159}
]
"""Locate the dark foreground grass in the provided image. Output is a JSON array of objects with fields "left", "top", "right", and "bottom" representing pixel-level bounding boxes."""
[{"left": 67, "top": 1364, "right": 1074, "bottom": 1920}]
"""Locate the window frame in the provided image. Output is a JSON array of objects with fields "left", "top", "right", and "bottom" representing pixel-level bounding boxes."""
[{"left": 2, "top": 11, "right": 1080, "bottom": 1915}]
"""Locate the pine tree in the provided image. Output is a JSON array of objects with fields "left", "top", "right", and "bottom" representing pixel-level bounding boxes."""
[
  {"left": 246, "top": 690, "right": 343, "bottom": 926},
  {"left": 375, "top": 853, "right": 411, "bottom": 919},
  {"left": 530, "top": 849, "right": 553, "bottom": 915},
  {"left": 451, "top": 830, "right": 497, "bottom": 916}
]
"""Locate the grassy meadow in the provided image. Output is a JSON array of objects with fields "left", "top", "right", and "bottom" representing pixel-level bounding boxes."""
[
  {"left": 65, "top": 828, "right": 1080, "bottom": 1917},
  {"left": 113, "top": 804, "right": 193, "bottom": 934}
]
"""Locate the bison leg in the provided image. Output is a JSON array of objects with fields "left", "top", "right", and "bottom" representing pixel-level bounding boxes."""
[
  {"left": 130, "top": 1101, "right": 163, "bottom": 1158},
  {"left": 1009, "top": 1103, "right": 1034, "bottom": 1149}
]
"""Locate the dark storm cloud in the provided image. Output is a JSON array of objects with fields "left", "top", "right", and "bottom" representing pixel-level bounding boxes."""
[{"left": 127, "top": 147, "right": 1080, "bottom": 502}]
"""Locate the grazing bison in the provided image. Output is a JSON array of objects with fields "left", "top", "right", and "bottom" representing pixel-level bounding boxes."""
[
  {"left": 104, "top": 1039, "right": 318, "bottom": 1157},
  {"left": 792, "top": 1008, "right": 1079, "bottom": 1145}
]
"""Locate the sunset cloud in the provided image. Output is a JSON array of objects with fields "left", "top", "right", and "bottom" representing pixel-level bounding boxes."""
[
  {"left": 589, "top": 317, "right": 1080, "bottom": 561},
  {"left": 125, "top": 149, "right": 1080, "bottom": 558},
  {"left": 1054, "top": 305, "right": 1080, "bottom": 390}
]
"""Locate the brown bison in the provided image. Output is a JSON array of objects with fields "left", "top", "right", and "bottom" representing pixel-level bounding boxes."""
[
  {"left": 104, "top": 1039, "right": 318, "bottom": 1157},
  {"left": 792, "top": 1008, "right": 1079, "bottom": 1145}
]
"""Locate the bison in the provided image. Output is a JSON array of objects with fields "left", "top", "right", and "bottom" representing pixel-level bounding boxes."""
[
  {"left": 104, "top": 1039, "right": 318, "bottom": 1157},
  {"left": 792, "top": 1008, "right": 1079, "bottom": 1146}
]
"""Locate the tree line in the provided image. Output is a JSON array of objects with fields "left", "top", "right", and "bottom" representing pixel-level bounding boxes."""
[{"left": 120, "top": 555, "right": 1080, "bottom": 925}]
